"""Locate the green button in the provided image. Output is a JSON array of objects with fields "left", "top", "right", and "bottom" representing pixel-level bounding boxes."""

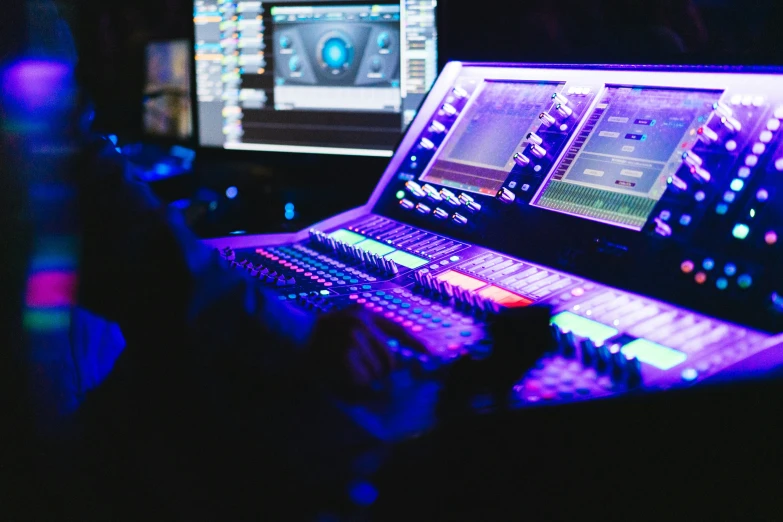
[
  {"left": 393, "top": 299, "right": 402, "bottom": 304},
  {"left": 362, "top": 285, "right": 372, "bottom": 290},
  {"left": 460, "top": 331, "right": 472, "bottom": 337},
  {"left": 401, "top": 303, "right": 411, "bottom": 309},
  {"left": 413, "top": 308, "right": 423, "bottom": 314},
  {"left": 422, "top": 313, "right": 432, "bottom": 318},
  {"left": 350, "top": 279, "right": 359, "bottom": 284},
  {"left": 432, "top": 317, "right": 442, "bottom": 323}
]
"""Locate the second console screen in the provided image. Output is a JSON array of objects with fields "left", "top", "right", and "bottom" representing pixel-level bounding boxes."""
[
  {"left": 534, "top": 86, "right": 722, "bottom": 230},
  {"left": 419, "top": 81, "right": 562, "bottom": 196}
]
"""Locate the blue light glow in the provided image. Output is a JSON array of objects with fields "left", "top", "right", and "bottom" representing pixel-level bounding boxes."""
[
  {"left": 226, "top": 186, "right": 238, "bottom": 199},
  {"left": 724, "top": 263, "right": 737, "bottom": 276},
  {"left": 285, "top": 210, "right": 295, "bottom": 220},
  {"left": 703, "top": 258, "right": 715, "bottom": 271},
  {"left": 348, "top": 481, "right": 378, "bottom": 506},
  {"left": 730, "top": 179, "right": 744, "bottom": 191},
  {"left": 285, "top": 202, "right": 295, "bottom": 212},
  {"left": 732, "top": 223, "right": 750, "bottom": 240}
]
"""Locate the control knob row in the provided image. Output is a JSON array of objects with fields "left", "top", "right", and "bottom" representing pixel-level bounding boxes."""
[
  {"left": 414, "top": 270, "right": 501, "bottom": 313},
  {"left": 550, "top": 327, "right": 642, "bottom": 388},
  {"left": 220, "top": 250, "right": 298, "bottom": 286},
  {"left": 308, "top": 229, "right": 399, "bottom": 275}
]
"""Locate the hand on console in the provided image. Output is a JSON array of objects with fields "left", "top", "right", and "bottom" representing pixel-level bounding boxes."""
[{"left": 308, "top": 305, "right": 427, "bottom": 398}]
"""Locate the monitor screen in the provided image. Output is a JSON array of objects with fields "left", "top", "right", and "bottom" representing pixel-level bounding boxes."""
[
  {"left": 144, "top": 40, "right": 193, "bottom": 140},
  {"left": 193, "top": 0, "right": 438, "bottom": 157},
  {"left": 533, "top": 85, "right": 722, "bottom": 230},
  {"left": 419, "top": 81, "right": 563, "bottom": 196}
]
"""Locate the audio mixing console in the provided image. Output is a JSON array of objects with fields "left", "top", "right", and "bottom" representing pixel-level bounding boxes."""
[{"left": 204, "top": 63, "right": 783, "bottom": 435}]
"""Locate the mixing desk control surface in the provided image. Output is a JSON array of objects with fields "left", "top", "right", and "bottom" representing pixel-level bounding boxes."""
[{"left": 206, "top": 63, "right": 783, "bottom": 428}]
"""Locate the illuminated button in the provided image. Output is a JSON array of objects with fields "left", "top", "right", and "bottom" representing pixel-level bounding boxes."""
[
  {"left": 765, "top": 231, "right": 778, "bottom": 245},
  {"left": 737, "top": 274, "right": 753, "bottom": 289},
  {"left": 513, "top": 152, "right": 531, "bottom": 167},
  {"left": 752, "top": 142, "right": 766, "bottom": 155},
  {"left": 775, "top": 158, "right": 783, "bottom": 172},
  {"left": 724, "top": 263, "right": 737, "bottom": 277},
  {"left": 732, "top": 223, "right": 750, "bottom": 240},
  {"left": 742, "top": 96, "right": 753, "bottom": 106},
  {"left": 405, "top": 181, "right": 426, "bottom": 198},
  {"left": 730, "top": 95, "right": 742, "bottom": 105},
  {"left": 716, "top": 277, "right": 728, "bottom": 290},
  {"left": 441, "top": 103, "right": 457, "bottom": 116},
  {"left": 681, "top": 368, "right": 698, "bottom": 382},
  {"left": 738, "top": 167, "right": 751, "bottom": 179},
  {"left": 694, "top": 272, "right": 707, "bottom": 284},
  {"left": 753, "top": 96, "right": 765, "bottom": 107},
  {"left": 694, "top": 191, "right": 706, "bottom": 202},
  {"left": 703, "top": 258, "right": 715, "bottom": 271},
  {"left": 681, "top": 260, "right": 695, "bottom": 274},
  {"left": 716, "top": 204, "right": 728, "bottom": 215},
  {"left": 698, "top": 125, "right": 719, "bottom": 144},
  {"left": 776, "top": 107, "right": 783, "bottom": 119},
  {"left": 760, "top": 130, "right": 773, "bottom": 143},
  {"left": 757, "top": 189, "right": 769, "bottom": 202},
  {"left": 746, "top": 155, "right": 758, "bottom": 167},
  {"left": 768, "top": 118, "right": 781, "bottom": 132},
  {"left": 680, "top": 214, "right": 692, "bottom": 226},
  {"left": 730, "top": 179, "right": 744, "bottom": 192},
  {"left": 682, "top": 150, "right": 703, "bottom": 168},
  {"left": 571, "top": 287, "right": 585, "bottom": 297},
  {"left": 725, "top": 139, "right": 737, "bottom": 151}
]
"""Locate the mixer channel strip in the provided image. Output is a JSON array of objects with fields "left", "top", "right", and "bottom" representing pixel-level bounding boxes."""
[{"left": 347, "top": 215, "right": 465, "bottom": 259}]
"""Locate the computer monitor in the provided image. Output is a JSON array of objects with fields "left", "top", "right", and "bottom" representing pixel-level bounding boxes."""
[
  {"left": 144, "top": 39, "right": 193, "bottom": 140},
  {"left": 193, "top": 0, "right": 438, "bottom": 157}
]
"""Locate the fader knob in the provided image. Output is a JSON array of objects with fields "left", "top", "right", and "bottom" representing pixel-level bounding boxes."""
[
  {"left": 682, "top": 150, "right": 703, "bottom": 168},
  {"left": 625, "top": 355, "right": 642, "bottom": 387},
  {"left": 526, "top": 132, "right": 544, "bottom": 146},
  {"left": 422, "top": 184, "right": 442, "bottom": 202},
  {"left": 529, "top": 144, "right": 547, "bottom": 159},
  {"left": 465, "top": 200, "right": 482, "bottom": 213},
  {"left": 442, "top": 103, "right": 458, "bottom": 116},
  {"left": 669, "top": 174, "right": 688, "bottom": 191},
  {"left": 497, "top": 187, "right": 516, "bottom": 204},
  {"left": 452, "top": 213, "right": 468, "bottom": 225},
  {"left": 513, "top": 152, "right": 531, "bottom": 167},
  {"left": 654, "top": 218, "right": 673, "bottom": 237},
  {"left": 721, "top": 116, "right": 742, "bottom": 133},
  {"left": 420, "top": 137, "right": 435, "bottom": 150},
  {"left": 697, "top": 125, "right": 719, "bottom": 144},
  {"left": 561, "top": 330, "right": 577, "bottom": 357},
  {"left": 457, "top": 193, "right": 474, "bottom": 206},
  {"left": 399, "top": 199, "right": 415, "bottom": 210},
  {"left": 539, "top": 112, "right": 557, "bottom": 127},
  {"left": 552, "top": 92, "right": 569, "bottom": 106},
  {"left": 713, "top": 102, "right": 733, "bottom": 118},
  {"left": 441, "top": 188, "right": 461, "bottom": 206}
]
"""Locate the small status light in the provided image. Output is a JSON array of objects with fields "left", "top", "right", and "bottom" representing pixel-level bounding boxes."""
[
  {"left": 738, "top": 167, "right": 751, "bottom": 179},
  {"left": 681, "top": 368, "right": 698, "bottom": 382},
  {"left": 680, "top": 214, "right": 692, "bottom": 226},
  {"left": 757, "top": 189, "right": 769, "bottom": 202},
  {"left": 716, "top": 277, "right": 729, "bottom": 290},
  {"left": 695, "top": 272, "right": 708, "bottom": 284},
  {"left": 702, "top": 258, "right": 715, "bottom": 271},
  {"left": 285, "top": 211, "right": 295, "bottom": 221},
  {"left": 681, "top": 260, "right": 695, "bottom": 274},
  {"left": 765, "top": 231, "right": 778, "bottom": 245},
  {"left": 285, "top": 202, "right": 295, "bottom": 212},
  {"left": 723, "top": 191, "right": 736, "bottom": 203},
  {"left": 737, "top": 274, "right": 753, "bottom": 289},
  {"left": 229, "top": 230, "right": 245, "bottom": 235},
  {"left": 716, "top": 204, "right": 728, "bottom": 215},
  {"left": 730, "top": 179, "right": 744, "bottom": 191},
  {"left": 226, "top": 186, "right": 238, "bottom": 199},
  {"left": 749, "top": 208, "right": 756, "bottom": 219},
  {"left": 396, "top": 190, "right": 405, "bottom": 199},
  {"left": 613, "top": 319, "right": 620, "bottom": 326},
  {"left": 410, "top": 156, "right": 417, "bottom": 162},
  {"left": 695, "top": 191, "right": 706, "bottom": 202},
  {"left": 732, "top": 223, "right": 750, "bottom": 240},
  {"left": 724, "top": 263, "right": 737, "bottom": 276}
]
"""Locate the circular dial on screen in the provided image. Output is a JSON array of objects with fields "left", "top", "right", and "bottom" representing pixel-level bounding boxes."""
[{"left": 317, "top": 31, "right": 355, "bottom": 75}]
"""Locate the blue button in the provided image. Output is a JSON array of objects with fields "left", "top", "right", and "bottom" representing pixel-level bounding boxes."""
[
  {"left": 387, "top": 339, "right": 399, "bottom": 348},
  {"left": 376, "top": 291, "right": 385, "bottom": 296},
  {"left": 362, "top": 285, "right": 372, "bottom": 290},
  {"left": 413, "top": 308, "right": 423, "bottom": 314},
  {"left": 442, "top": 322, "right": 452, "bottom": 327},
  {"left": 681, "top": 368, "right": 698, "bottom": 382},
  {"left": 460, "top": 331, "right": 472, "bottom": 337},
  {"left": 702, "top": 258, "right": 715, "bottom": 271},
  {"left": 401, "top": 303, "right": 411, "bottom": 309},
  {"left": 422, "top": 312, "right": 432, "bottom": 318},
  {"left": 450, "top": 256, "right": 461, "bottom": 262},
  {"left": 393, "top": 299, "right": 402, "bottom": 304},
  {"left": 350, "top": 279, "right": 359, "bottom": 284},
  {"left": 278, "top": 295, "right": 287, "bottom": 300},
  {"left": 724, "top": 263, "right": 737, "bottom": 277},
  {"left": 288, "top": 294, "right": 297, "bottom": 299},
  {"left": 320, "top": 290, "right": 330, "bottom": 296},
  {"left": 432, "top": 317, "right": 442, "bottom": 323},
  {"left": 738, "top": 274, "right": 753, "bottom": 289}
]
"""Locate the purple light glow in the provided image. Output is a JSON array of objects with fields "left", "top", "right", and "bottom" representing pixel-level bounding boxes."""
[
  {"left": 1, "top": 59, "right": 73, "bottom": 113},
  {"left": 25, "top": 270, "right": 78, "bottom": 308}
]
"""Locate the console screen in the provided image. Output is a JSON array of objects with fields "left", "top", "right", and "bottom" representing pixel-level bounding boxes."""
[
  {"left": 419, "top": 81, "right": 562, "bottom": 196},
  {"left": 194, "top": 0, "right": 438, "bottom": 157},
  {"left": 534, "top": 86, "right": 722, "bottom": 230}
]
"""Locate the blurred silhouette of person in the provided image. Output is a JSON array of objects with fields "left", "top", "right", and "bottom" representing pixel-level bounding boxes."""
[{"left": 2, "top": 2, "right": 425, "bottom": 520}]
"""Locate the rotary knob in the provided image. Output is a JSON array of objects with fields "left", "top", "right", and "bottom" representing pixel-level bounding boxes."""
[
  {"left": 422, "top": 184, "right": 442, "bottom": 202},
  {"left": 555, "top": 103, "right": 573, "bottom": 118},
  {"left": 416, "top": 202, "right": 432, "bottom": 214},
  {"left": 433, "top": 207, "right": 449, "bottom": 219},
  {"left": 513, "top": 152, "right": 531, "bottom": 167},
  {"left": 529, "top": 144, "right": 547, "bottom": 159},
  {"left": 420, "top": 137, "right": 435, "bottom": 150},
  {"left": 452, "top": 213, "right": 468, "bottom": 225},
  {"left": 497, "top": 187, "right": 516, "bottom": 204},
  {"left": 697, "top": 125, "right": 719, "bottom": 144},
  {"left": 452, "top": 86, "right": 468, "bottom": 99},
  {"left": 539, "top": 112, "right": 556, "bottom": 127},
  {"left": 399, "top": 198, "right": 415, "bottom": 210},
  {"left": 440, "top": 188, "right": 460, "bottom": 206},
  {"left": 405, "top": 180, "right": 426, "bottom": 198},
  {"left": 526, "top": 132, "right": 544, "bottom": 146},
  {"left": 442, "top": 103, "right": 458, "bottom": 117},
  {"left": 552, "top": 92, "right": 569, "bottom": 106},
  {"left": 654, "top": 217, "right": 672, "bottom": 237}
]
